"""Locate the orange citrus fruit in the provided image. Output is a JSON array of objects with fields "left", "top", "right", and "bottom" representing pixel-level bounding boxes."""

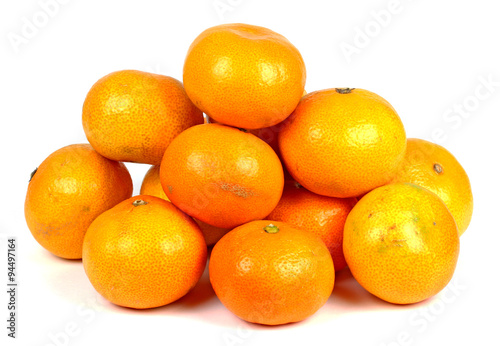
[
  {"left": 183, "top": 23, "right": 306, "bottom": 129},
  {"left": 193, "top": 219, "right": 231, "bottom": 248},
  {"left": 82, "top": 70, "right": 203, "bottom": 165},
  {"left": 267, "top": 182, "right": 357, "bottom": 271},
  {"left": 82, "top": 195, "right": 207, "bottom": 309},
  {"left": 139, "top": 165, "right": 230, "bottom": 246},
  {"left": 208, "top": 114, "right": 297, "bottom": 184},
  {"left": 210, "top": 220, "right": 334, "bottom": 325},
  {"left": 279, "top": 88, "right": 407, "bottom": 198},
  {"left": 249, "top": 123, "right": 283, "bottom": 157},
  {"left": 140, "top": 165, "right": 169, "bottom": 201},
  {"left": 160, "top": 123, "right": 284, "bottom": 229},
  {"left": 248, "top": 90, "right": 308, "bottom": 156},
  {"left": 343, "top": 183, "right": 460, "bottom": 304},
  {"left": 24, "top": 144, "right": 133, "bottom": 259},
  {"left": 392, "top": 138, "right": 473, "bottom": 236}
]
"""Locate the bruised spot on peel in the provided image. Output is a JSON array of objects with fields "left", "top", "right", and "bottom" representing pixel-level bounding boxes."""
[
  {"left": 219, "top": 182, "right": 255, "bottom": 198},
  {"left": 392, "top": 239, "right": 407, "bottom": 247}
]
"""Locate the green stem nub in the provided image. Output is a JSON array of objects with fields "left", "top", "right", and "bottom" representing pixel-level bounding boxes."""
[
  {"left": 433, "top": 163, "right": 443, "bottom": 174},
  {"left": 264, "top": 224, "right": 279, "bottom": 234},
  {"left": 132, "top": 199, "right": 148, "bottom": 207},
  {"left": 335, "top": 88, "right": 355, "bottom": 94}
]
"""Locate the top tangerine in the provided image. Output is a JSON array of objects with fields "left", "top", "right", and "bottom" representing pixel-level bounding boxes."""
[{"left": 183, "top": 23, "right": 306, "bottom": 129}]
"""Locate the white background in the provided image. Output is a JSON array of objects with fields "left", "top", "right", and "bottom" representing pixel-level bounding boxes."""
[{"left": 1, "top": 0, "right": 499, "bottom": 345}]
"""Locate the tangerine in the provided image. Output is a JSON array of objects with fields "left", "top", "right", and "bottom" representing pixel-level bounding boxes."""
[
  {"left": 183, "top": 23, "right": 306, "bottom": 129},
  {"left": 82, "top": 70, "right": 203, "bottom": 165},
  {"left": 160, "top": 123, "right": 284, "bottom": 229},
  {"left": 82, "top": 195, "right": 207, "bottom": 309},
  {"left": 210, "top": 220, "right": 334, "bottom": 325},
  {"left": 24, "top": 144, "right": 133, "bottom": 259},
  {"left": 343, "top": 183, "right": 460, "bottom": 304},
  {"left": 279, "top": 88, "right": 406, "bottom": 198}
]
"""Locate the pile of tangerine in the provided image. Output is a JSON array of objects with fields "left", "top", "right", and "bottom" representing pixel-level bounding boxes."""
[{"left": 25, "top": 23, "right": 473, "bottom": 325}]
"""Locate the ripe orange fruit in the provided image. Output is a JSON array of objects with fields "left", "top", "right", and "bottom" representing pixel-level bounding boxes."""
[
  {"left": 193, "top": 219, "right": 231, "bottom": 248},
  {"left": 24, "top": 144, "right": 133, "bottom": 259},
  {"left": 248, "top": 90, "right": 308, "bottom": 156},
  {"left": 267, "top": 182, "right": 357, "bottom": 271},
  {"left": 139, "top": 165, "right": 230, "bottom": 246},
  {"left": 82, "top": 195, "right": 207, "bottom": 309},
  {"left": 210, "top": 220, "right": 334, "bottom": 325},
  {"left": 183, "top": 23, "right": 306, "bottom": 129},
  {"left": 343, "top": 183, "right": 460, "bottom": 304},
  {"left": 82, "top": 70, "right": 203, "bottom": 165},
  {"left": 140, "top": 165, "right": 169, "bottom": 201},
  {"left": 160, "top": 123, "right": 284, "bottom": 229},
  {"left": 392, "top": 138, "right": 473, "bottom": 236},
  {"left": 248, "top": 123, "right": 283, "bottom": 157},
  {"left": 279, "top": 88, "right": 407, "bottom": 198}
]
